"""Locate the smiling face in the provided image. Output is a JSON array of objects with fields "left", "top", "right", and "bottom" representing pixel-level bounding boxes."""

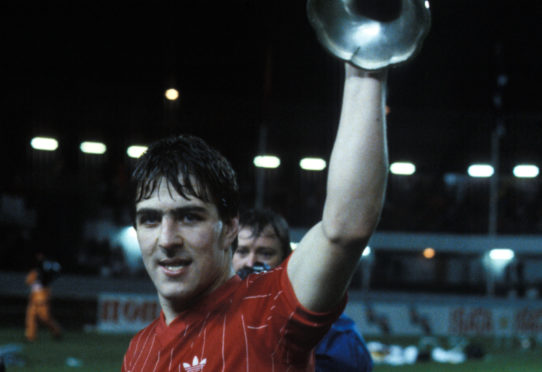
[
  {"left": 232, "top": 225, "right": 284, "bottom": 272},
  {"left": 135, "top": 178, "right": 238, "bottom": 321}
]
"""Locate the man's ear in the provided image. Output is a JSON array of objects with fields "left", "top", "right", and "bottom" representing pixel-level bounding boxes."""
[{"left": 222, "top": 216, "right": 239, "bottom": 250}]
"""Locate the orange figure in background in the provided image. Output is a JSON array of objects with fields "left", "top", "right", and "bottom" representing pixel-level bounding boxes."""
[{"left": 25, "top": 253, "right": 62, "bottom": 342}]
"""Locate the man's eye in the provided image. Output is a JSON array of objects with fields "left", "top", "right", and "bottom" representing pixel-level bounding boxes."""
[
  {"left": 138, "top": 214, "right": 160, "bottom": 226},
  {"left": 235, "top": 248, "right": 249, "bottom": 256},
  {"left": 178, "top": 212, "right": 203, "bottom": 223},
  {"left": 184, "top": 213, "right": 198, "bottom": 222},
  {"left": 262, "top": 251, "right": 276, "bottom": 258}
]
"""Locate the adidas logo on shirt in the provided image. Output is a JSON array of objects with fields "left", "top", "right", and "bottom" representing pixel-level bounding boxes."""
[{"left": 183, "top": 356, "right": 207, "bottom": 372}]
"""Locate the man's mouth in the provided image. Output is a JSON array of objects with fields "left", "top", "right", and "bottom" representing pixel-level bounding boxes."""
[{"left": 159, "top": 258, "right": 192, "bottom": 275}]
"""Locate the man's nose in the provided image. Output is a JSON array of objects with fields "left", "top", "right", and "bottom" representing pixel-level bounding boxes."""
[
  {"left": 158, "top": 216, "right": 182, "bottom": 248},
  {"left": 244, "top": 253, "right": 265, "bottom": 269},
  {"left": 244, "top": 252, "right": 258, "bottom": 268}
]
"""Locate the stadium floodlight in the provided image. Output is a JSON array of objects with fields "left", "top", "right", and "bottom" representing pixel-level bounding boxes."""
[
  {"left": 127, "top": 145, "right": 148, "bottom": 159},
  {"left": 165, "top": 88, "right": 179, "bottom": 101},
  {"left": 300, "top": 157, "right": 327, "bottom": 171},
  {"left": 483, "top": 248, "right": 515, "bottom": 296},
  {"left": 253, "top": 155, "right": 280, "bottom": 169},
  {"left": 489, "top": 248, "right": 515, "bottom": 261},
  {"left": 30, "top": 136, "right": 58, "bottom": 151},
  {"left": 423, "top": 247, "right": 435, "bottom": 259},
  {"left": 513, "top": 164, "right": 539, "bottom": 178},
  {"left": 390, "top": 162, "right": 416, "bottom": 175},
  {"left": 467, "top": 164, "right": 494, "bottom": 178},
  {"left": 80, "top": 141, "right": 107, "bottom": 154}
]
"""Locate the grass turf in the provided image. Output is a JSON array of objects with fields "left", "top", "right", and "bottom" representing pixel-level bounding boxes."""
[
  {"left": 374, "top": 354, "right": 542, "bottom": 372},
  {"left": 1, "top": 328, "right": 541, "bottom": 372},
  {"left": 0, "top": 327, "right": 133, "bottom": 372},
  {"left": 370, "top": 336, "right": 542, "bottom": 372}
]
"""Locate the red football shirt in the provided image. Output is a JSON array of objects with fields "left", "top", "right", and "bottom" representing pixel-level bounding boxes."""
[{"left": 122, "top": 261, "right": 344, "bottom": 372}]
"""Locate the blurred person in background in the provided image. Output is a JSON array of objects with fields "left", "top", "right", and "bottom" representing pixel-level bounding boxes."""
[
  {"left": 233, "top": 208, "right": 291, "bottom": 279},
  {"left": 122, "top": 61, "right": 387, "bottom": 371},
  {"left": 24, "top": 252, "right": 62, "bottom": 342},
  {"left": 234, "top": 208, "right": 374, "bottom": 372}
]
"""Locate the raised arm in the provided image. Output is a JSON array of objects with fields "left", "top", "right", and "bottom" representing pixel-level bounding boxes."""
[{"left": 287, "top": 63, "right": 388, "bottom": 312}]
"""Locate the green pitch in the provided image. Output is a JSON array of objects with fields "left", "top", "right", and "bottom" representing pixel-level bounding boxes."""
[
  {"left": 374, "top": 355, "right": 542, "bottom": 372},
  {"left": 0, "top": 327, "right": 133, "bottom": 372},
  {"left": 371, "top": 336, "right": 542, "bottom": 372},
  {"left": 374, "top": 353, "right": 542, "bottom": 372},
  {"left": 0, "top": 328, "right": 540, "bottom": 372}
]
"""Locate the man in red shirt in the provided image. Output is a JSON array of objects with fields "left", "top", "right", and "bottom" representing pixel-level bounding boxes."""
[{"left": 122, "top": 63, "right": 388, "bottom": 371}]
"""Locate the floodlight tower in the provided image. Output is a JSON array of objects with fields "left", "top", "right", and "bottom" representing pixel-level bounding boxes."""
[
  {"left": 486, "top": 42, "right": 508, "bottom": 296},
  {"left": 488, "top": 42, "right": 507, "bottom": 237}
]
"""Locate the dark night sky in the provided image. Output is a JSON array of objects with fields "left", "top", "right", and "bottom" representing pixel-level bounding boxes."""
[
  {"left": 2, "top": 0, "right": 541, "bottom": 165},
  {"left": 1, "top": 0, "right": 541, "bottom": 244}
]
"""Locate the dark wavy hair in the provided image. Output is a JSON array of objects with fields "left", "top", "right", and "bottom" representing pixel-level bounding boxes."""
[
  {"left": 131, "top": 135, "right": 239, "bottom": 223},
  {"left": 237, "top": 208, "right": 292, "bottom": 261}
]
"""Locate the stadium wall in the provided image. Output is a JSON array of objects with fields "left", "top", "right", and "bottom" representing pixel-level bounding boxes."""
[{"left": 2, "top": 271, "right": 542, "bottom": 337}]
